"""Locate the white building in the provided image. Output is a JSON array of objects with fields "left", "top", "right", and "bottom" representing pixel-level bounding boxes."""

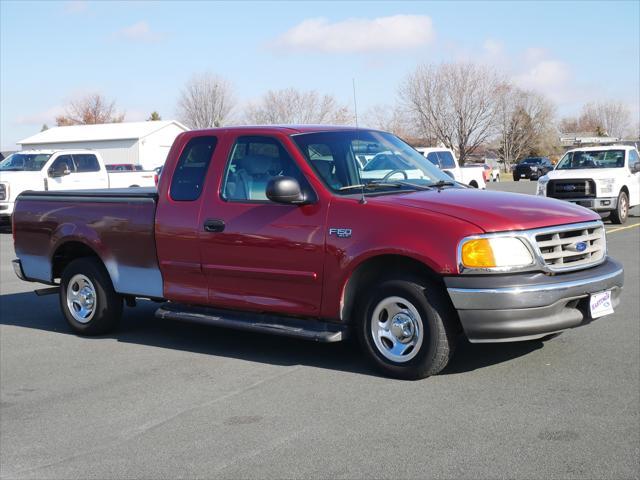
[{"left": 18, "top": 120, "right": 189, "bottom": 170}]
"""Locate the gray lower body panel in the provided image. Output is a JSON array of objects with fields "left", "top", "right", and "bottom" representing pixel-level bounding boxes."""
[{"left": 445, "top": 258, "right": 624, "bottom": 342}]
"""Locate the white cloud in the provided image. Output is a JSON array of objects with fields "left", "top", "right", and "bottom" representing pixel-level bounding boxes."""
[
  {"left": 63, "top": 1, "right": 88, "bottom": 14},
  {"left": 270, "top": 15, "right": 434, "bottom": 53},
  {"left": 14, "top": 106, "right": 65, "bottom": 126},
  {"left": 113, "top": 21, "right": 165, "bottom": 43}
]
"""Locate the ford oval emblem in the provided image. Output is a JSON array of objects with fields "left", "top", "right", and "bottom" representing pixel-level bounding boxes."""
[
  {"left": 563, "top": 184, "right": 577, "bottom": 191},
  {"left": 575, "top": 242, "right": 587, "bottom": 252}
]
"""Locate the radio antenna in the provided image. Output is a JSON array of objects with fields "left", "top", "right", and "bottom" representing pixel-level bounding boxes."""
[{"left": 352, "top": 78, "right": 366, "bottom": 204}]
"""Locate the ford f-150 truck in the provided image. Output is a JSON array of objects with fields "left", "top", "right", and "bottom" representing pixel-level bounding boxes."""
[
  {"left": 11, "top": 126, "right": 624, "bottom": 379},
  {"left": 0, "top": 149, "right": 156, "bottom": 220},
  {"left": 536, "top": 145, "right": 640, "bottom": 224}
]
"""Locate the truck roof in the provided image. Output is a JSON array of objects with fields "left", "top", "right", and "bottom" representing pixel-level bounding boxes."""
[
  {"left": 565, "top": 145, "right": 636, "bottom": 153},
  {"left": 17, "top": 148, "right": 98, "bottom": 155},
  {"left": 189, "top": 125, "right": 367, "bottom": 135}
]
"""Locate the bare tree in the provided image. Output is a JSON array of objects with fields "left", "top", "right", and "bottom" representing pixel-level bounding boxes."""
[
  {"left": 579, "top": 101, "right": 631, "bottom": 139},
  {"left": 56, "top": 93, "right": 124, "bottom": 126},
  {"left": 559, "top": 101, "right": 631, "bottom": 139},
  {"left": 244, "top": 88, "right": 351, "bottom": 125},
  {"left": 363, "top": 104, "right": 415, "bottom": 138},
  {"left": 177, "top": 73, "right": 235, "bottom": 129},
  {"left": 495, "top": 85, "right": 556, "bottom": 170},
  {"left": 400, "top": 63, "right": 502, "bottom": 164}
]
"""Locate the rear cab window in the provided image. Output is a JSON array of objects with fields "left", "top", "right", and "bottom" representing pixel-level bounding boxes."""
[
  {"left": 73, "top": 154, "right": 100, "bottom": 172},
  {"left": 170, "top": 136, "right": 218, "bottom": 201}
]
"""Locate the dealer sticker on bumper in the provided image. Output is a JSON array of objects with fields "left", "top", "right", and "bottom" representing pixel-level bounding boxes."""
[{"left": 590, "top": 290, "right": 614, "bottom": 318}]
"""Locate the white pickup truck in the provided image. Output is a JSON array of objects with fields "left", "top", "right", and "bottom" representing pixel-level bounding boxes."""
[
  {"left": 0, "top": 149, "right": 156, "bottom": 220},
  {"left": 416, "top": 147, "right": 486, "bottom": 188},
  {"left": 537, "top": 145, "right": 640, "bottom": 224}
]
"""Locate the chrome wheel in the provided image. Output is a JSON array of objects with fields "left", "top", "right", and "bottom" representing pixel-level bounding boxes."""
[
  {"left": 620, "top": 195, "right": 628, "bottom": 220},
  {"left": 370, "top": 296, "right": 424, "bottom": 363},
  {"left": 66, "top": 274, "right": 97, "bottom": 324}
]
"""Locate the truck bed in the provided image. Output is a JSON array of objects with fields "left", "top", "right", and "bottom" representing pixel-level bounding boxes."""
[{"left": 13, "top": 188, "right": 163, "bottom": 298}]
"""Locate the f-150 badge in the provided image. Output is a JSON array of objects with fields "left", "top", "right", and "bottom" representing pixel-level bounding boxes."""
[{"left": 329, "top": 228, "right": 352, "bottom": 238}]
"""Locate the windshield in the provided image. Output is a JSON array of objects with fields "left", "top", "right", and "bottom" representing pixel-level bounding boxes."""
[
  {"left": 522, "top": 157, "right": 543, "bottom": 164},
  {"left": 0, "top": 153, "right": 51, "bottom": 171},
  {"left": 556, "top": 150, "right": 625, "bottom": 170},
  {"left": 292, "top": 130, "right": 456, "bottom": 194}
]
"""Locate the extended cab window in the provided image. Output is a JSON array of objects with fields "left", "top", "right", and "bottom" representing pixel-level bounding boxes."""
[
  {"left": 629, "top": 150, "right": 639, "bottom": 171},
  {"left": 222, "top": 136, "right": 306, "bottom": 202},
  {"left": 73, "top": 154, "right": 100, "bottom": 172},
  {"left": 170, "top": 136, "right": 217, "bottom": 201}
]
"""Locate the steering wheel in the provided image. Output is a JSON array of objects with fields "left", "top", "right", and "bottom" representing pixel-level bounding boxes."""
[{"left": 381, "top": 169, "right": 408, "bottom": 182}]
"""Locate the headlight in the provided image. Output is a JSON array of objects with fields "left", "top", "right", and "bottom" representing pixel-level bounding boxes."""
[
  {"left": 459, "top": 236, "right": 534, "bottom": 271},
  {"left": 598, "top": 178, "right": 615, "bottom": 194},
  {"left": 536, "top": 176, "right": 549, "bottom": 196}
]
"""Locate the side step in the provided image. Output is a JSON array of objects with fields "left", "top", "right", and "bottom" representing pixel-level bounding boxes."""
[{"left": 155, "top": 303, "right": 348, "bottom": 343}]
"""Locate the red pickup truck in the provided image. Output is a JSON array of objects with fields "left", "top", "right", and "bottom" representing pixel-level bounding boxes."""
[{"left": 11, "top": 126, "right": 624, "bottom": 379}]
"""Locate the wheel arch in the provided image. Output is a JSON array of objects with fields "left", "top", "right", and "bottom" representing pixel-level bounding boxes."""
[
  {"left": 51, "top": 240, "right": 106, "bottom": 281},
  {"left": 340, "top": 254, "right": 448, "bottom": 324}
]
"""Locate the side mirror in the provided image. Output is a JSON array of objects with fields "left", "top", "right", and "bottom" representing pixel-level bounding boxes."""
[
  {"left": 633, "top": 162, "right": 640, "bottom": 173},
  {"left": 49, "top": 165, "right": 71, "bottom": 178},
  {"left": 266, "top": 176, "right": 308, "bottom": 205}
]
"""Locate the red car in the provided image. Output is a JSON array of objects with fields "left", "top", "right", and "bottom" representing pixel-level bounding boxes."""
[{"left": 11, "top": 126, "right": 623, "bottom": 379}]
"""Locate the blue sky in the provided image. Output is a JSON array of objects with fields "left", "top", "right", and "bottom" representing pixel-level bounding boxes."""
[{"left": 1, "top": 0, "right": 639, "bottom": 149}]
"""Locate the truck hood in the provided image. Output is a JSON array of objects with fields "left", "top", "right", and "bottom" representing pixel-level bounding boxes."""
[
  {"left": 0, "top": 171, "right": 44, "bottom": 201},
  {"left": 370, "top": 188, "right": 599, "bottom": 233},
  {"left": 544, "top": 168, "right": 623, "bottom": 180}
]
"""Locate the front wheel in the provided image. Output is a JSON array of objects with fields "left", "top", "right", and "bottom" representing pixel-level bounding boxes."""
[
  {"left": 60, "top": 257, "right": 123, "bottom": 335},
  {"left": 356, "top": 278, "right": 457, "bottom": 380},
  {"left": 609, "top": 190, "right": 629, "bottom": 224}
]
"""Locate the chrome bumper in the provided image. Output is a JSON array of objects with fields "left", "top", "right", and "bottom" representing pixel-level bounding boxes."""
[
  {"left": 12, "top": 259, "right": 27, "bottom": 281},
  {"left": 445, "top": 257, "right": 624, "bottom": 342}
]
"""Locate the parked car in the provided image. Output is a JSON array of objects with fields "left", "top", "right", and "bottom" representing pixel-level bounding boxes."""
[
  {"left": 416, "top": 147, "right": 486, "bottom": 188},
  {"left": 11, "top": 126, "right": 623, "bottom": 380},
  {"left": 0, "top": 150, "right": 156, "bottom": 220},
  {"left": 537, "top": 145, "right": 640, "bottom": 224},
  {"left": 482, "top": 163, "right": 500, "bottom": 182},
  {"left": 513, "top": 157, "right": 554, "bottom": 181}
]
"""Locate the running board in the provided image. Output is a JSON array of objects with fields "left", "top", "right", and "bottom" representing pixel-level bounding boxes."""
[{"left": 155, "top": 303, "right": 347, "bottom": 343}]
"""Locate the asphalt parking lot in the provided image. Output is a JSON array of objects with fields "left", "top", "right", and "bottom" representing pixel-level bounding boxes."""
[{"left": 1, "top": 183, "right": 639, "bottom": 479}]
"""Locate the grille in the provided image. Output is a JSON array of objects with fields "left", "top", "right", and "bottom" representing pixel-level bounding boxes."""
[
  {"left": 547, "top": 179, "right": 596, "bottom": 199},
  {"left": 0, "top": 183, "right": 6, "bottom": 201},
  {"left": 535, "top": 223, "right": 605, "bottom": 271}
]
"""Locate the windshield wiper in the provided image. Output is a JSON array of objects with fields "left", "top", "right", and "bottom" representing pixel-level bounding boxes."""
[
  {"left": 339, "top": 181, "right": 432, "bottom": 192},
  {"left": 431, "top": 180, "right": 456, "bottom": 189},
  {"left": 0, "top": 168, "right": 25, "bottom": 171}
]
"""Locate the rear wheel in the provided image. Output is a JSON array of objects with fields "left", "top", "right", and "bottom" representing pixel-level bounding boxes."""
[
  {"left": 60, "top": 257, "right": 122, "bottom": 335},
  {"left": 469, "top": 181, "right": 478, "bottom": 188},
  {"left": 356, "top": 277, "right": 457, "bottom": 380},
  {"left": 609, "top": 191, "right": 629, "bottom": 224}
]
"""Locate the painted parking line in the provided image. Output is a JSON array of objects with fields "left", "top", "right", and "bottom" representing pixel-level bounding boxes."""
[{"left": 606, "top": 223, "right": 640, "bottom": 234}]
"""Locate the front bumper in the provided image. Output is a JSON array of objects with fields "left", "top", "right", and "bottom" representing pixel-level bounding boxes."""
[
  {"left": 550, "top": 196, "right": 617, "bottom": 212},
  {"left": 445, "top": 257, "right": 624, "bottom": 342},
  {"left": 0, "top": 201, "right": 14, "bottom": 218}
]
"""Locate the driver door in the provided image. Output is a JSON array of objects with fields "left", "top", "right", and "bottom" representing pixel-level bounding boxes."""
[
  {"left": 198, "top": 134, "right": 327, "bottom": 317},
  {"left": 628, "top": 149, "right": 640, "bottom": 206},
  {"left": 46, "top": 155, "right": 78, "bottom": 190}
]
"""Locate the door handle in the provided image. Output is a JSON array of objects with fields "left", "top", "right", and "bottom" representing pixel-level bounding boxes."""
[{"left": 203, "top": 219, "right": 225, "bottom": 233}]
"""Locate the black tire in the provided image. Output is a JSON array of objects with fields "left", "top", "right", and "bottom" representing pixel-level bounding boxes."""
[
  {"left": 609, "top": 190, "right": 629, "bottom": 224},
  {"left": 60, "top": 257, "right": 122, "bottom": 335},
  {"left": 356, "top": 277, "right": 457, "bottom": 380},
  {"left": 514, "top": 177, "right": 520, "bottom": 182},
  {"left": 469, "top": 181, "right": 478, "bottom": 188}
]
